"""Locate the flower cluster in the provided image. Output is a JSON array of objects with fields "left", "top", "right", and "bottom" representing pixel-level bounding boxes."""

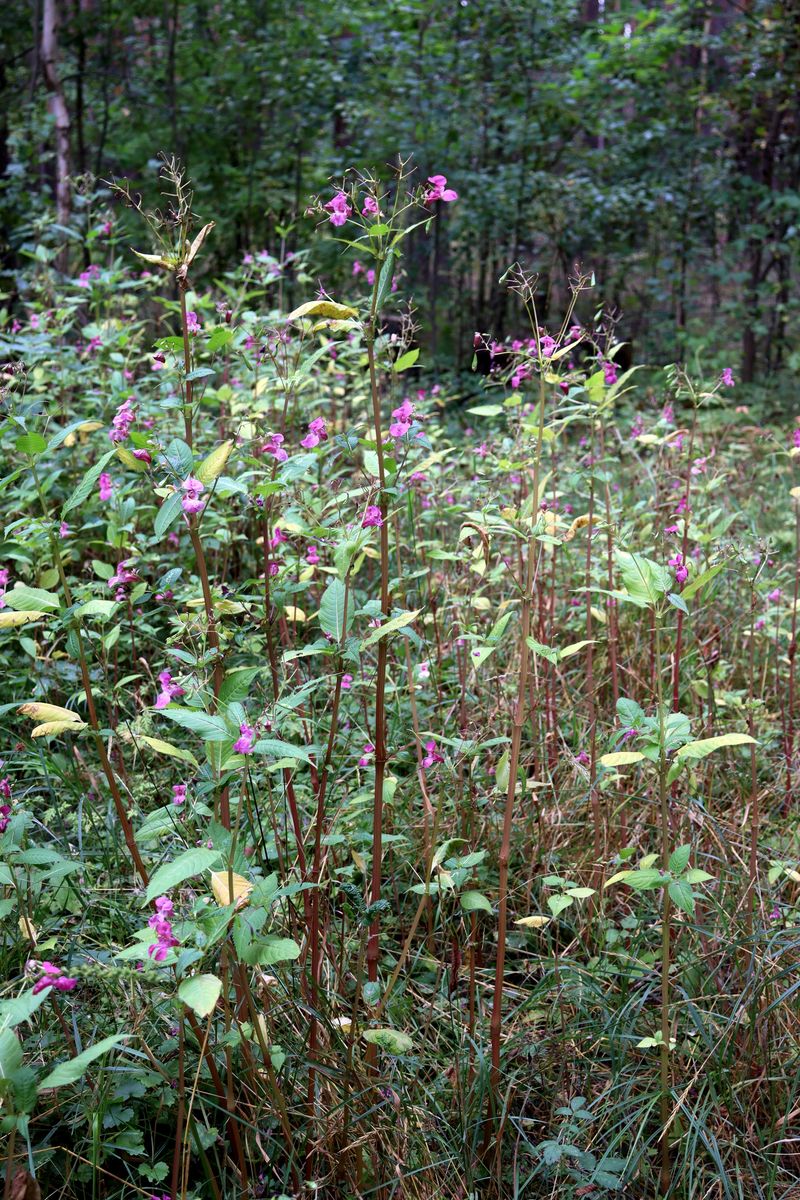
[
  {"left": 301, "top": 417, "right": 328, "bottom": 449},
  {"left": 359, "top": 743, "right": 375, "bottom": 767},
  {"left": 603, "top": 361, "right": 618, "bottom": 386},
  {"left": 108, "top": 559, "right": 139, "bottom": 601},
  {"left": 31, "top": 961, "right": 78, "bottom": 995},
  {"left": 233, "top": 723, "right": 256, "bottom": 755},
  {"left": 154, "top": 670, "right": 185, "bottom": 710},
  {"left": 181, "top": 476, "right": 206, "bottom": 515},
  {"left": 148, "top": 895, "right": 179, "bottom": 962},
  {"left": 109, "top": 396, "right": 135, "bottom": 442},
  {"left": 424, "top": 174, "right": 458, "bottom": 204},
  {"left": 362, "top": 505, "right": 383, "bottom": 528},
  {"left": 389, "top": 398, "right": 415, "bottom": 439},
  {"left": 260, "top": 432, "right": 288, "bottom": 462},
  {"left": 720, "top": 367, "right": 735, "bottom": 387},
  {"left": 325, "top": 191, "right": 352, "bottom": 226}
]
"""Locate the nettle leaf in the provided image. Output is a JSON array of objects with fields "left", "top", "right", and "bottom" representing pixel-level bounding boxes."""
[
  {"left": 668, "top": 879, "right": 695, "bottom": 914},
  {"left": 362, "top": 1027, "right": 413, "bottom": 1055},
  {"left": 40, "top": 1033, "right": 128, "bottom": 1090},
  {"left": 318, "top": 578, "right": 351, "bottom": 641},
  {"left": 676, "top": 733, "right": 756, "bottom": 760},
  {"left": 668, "top": 845, "right": 692, "bottom": 875},
  {"left": 614, "top": 549, "right": 671, "bottom": 607},
  {"left": 178, "top": 974, "right": 222, "bottom": 1018},
  {"left": 145, "top": 847, "right": 221, "bottom": 903}
]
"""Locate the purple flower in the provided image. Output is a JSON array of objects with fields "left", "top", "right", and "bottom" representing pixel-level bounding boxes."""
[
  {"left": 186, "top": 311, "right": 201, "bottom": 335},
  {"left": 424, "top": 175, "right": 458, "bottom": 204},
  {"left": 233, "top": 723, "right": 256, "bottom": 755},
  {"left": 31, "top": 961, "right": 78, "bottom": 995},
  {"left": 109, "top": 397, "right": 135, "bottom": 443},
  {"left": 362, "top": 505, "right": 383, "bottom": 528},
  {"left": 99, "top": 472, "right": 114, "bottom": 502},
  {"left": 325, "top": 191, "right": 352, "bottom": 227},
  {"left": 181, "top": 476, "right": 206, "bottom": 515},
  {"left": 301, "top": 417, "right": 328, "bottom": 449},
  {"left": 306, "top": 545, "right": 320, "bottom": 565},
  {"left": 603, "top": 361, "right": 618, "bottom": 386},
  {"left": 720, "top": 368, "right": 735, "bottom": 387},
  {"left": 172, "top": 783, "right": 187, "bottom": 806},
  {"left": 341, "top": 673, "right": 353, "bottom": 690},
  {"left": 768, "top": 588, "right": 782, "bottom": 603},
  {"left": 148, "top": 896, "right": 179, "bottom": 961},
  {"left": 260, "top": 432, "right": 288, "bottom": 462},
  {"left": 421, "top": 739, "right": 444, "bottom": 769},
  {"left": 358, "top": 743, "right": 375, "bottom": 767},
  {"left": 362, "top": 195, "right": 381, "bottom": 216},
  {"left": 668, "top": 552, "right": 689, "bottom": 585},
  {"left": 154, "top": 670, "right": 185, "bottom": 709}
]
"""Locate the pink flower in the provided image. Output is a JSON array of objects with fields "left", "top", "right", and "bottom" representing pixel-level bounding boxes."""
[
  {"left": 301, "top": 417, "right": 328, "bottom": 449},
  {"left": 366, "top": 268, "right": 376, "bottom": 286},
  {"left": 362, "top": 505, "right": 383, "bottom": 528},
  {"left": 720, "top": 368, "right": 735, "bottom": 387},
  {"left": 362, "top": 195, "right": 380, "bottom": 216},
  {"left": 358, "top": 743, "right": 375, "bottom": 767},
  {"left": 341, "top": 673, "right": 353, "bottom": 690},
  {"left": 148, "top": 896, "right": 179, "bottom": 961},
  {"left": 31, "top": 961, "right": 78, "bottom": 995},
  {"left": 475, "top": 442, "right": 489, "bottom": 458},
  {"left": 691, "top": 456, "right": 708, "bottom": 476},
  {"left": 172, "top": 783, "right": 187, "bottom": 806},
  {"left": 422, "top": 739, "right": 444, "bottom": 769},
  {"left": 325, "top": 191, "right": 352, "bottom": 227},
  {"left": 154, "top": 670, "right": 185, "bottom": 709},
  {"left": 108, "top": 559, "right": 139, "bottom": 599},
  {"left": 132, "top": 448, "right": 152, "bottom": 464},
  {"left": 664, "top": 524, "right": 679, "bottom": 535},
  {"left": 603, "top": 361, "right": 618, "bottom": 386},
  {"left": 669, "top": 552, "right": 689, "bottom": 585},
  {"left": 270, "top": 525, "right": 286, "bottom": 548},
  {"left": 539, "top": 334, "right": 558, "bottom": 358},
  {"left": 98, "top": 472, "right": 114, "bottom": 502},
  {"left": 186, "top": 311, "right": 201, "bottom": 335},
  {"left": 306, "top": 545, "right": 320, "bottom": 565},
  {"left": 424, "top": 174, "right": 458, "bottom": 204},
  {"left": 181, "top": 476, "right": 206, "bottom": 515},
  {"left": 233, "top": 723, "right": 256, "bottom": 755},
  {"left": 260, "top": 432, "right": 288, "bottom": 462},
  {"left": 352, "top": 260, "right": 364, "bottom": 276},
  {"left": 417, "top": 660, "right": 430, "bottom": 681},
  {"left": 768, "top": 588, "right": 782, "bottom": 603},
  {"left": 78, "top": 264, "right": 100, "bottom": 288},
  {"left": 109, "top": 397, "right": 135, "bottom": 442}
]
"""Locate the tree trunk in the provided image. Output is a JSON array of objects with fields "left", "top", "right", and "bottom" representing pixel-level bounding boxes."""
[{"left": 41, "top": 0, "right": 71, "bottom": 238}]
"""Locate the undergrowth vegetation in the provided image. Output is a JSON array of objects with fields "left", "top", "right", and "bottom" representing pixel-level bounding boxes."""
[{"left": 0, "top": 160, "right": 798, "bottom": 1200}]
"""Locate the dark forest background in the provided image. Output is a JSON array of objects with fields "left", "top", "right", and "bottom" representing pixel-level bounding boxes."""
[{"left": 2, "top": 0, "right": 800, "bottom": 388}]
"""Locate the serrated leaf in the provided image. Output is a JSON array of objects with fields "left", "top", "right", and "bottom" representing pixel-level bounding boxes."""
[
  {"left": 319, "top": 578, "right": 351, "bottom": 641},
  {"left": 128, "top": 734, "right": 199, "bottom": 769},
  {"left": 210, "top": 871, "right": 253, "bottom": 908},
  {"left": 668, "top": 845, "right": 691, "bottom": 874},
  {"left": 668, "top": 878, "right": 695, "bottom": 914},
  {"left": 0, "top": 610, "right": 49, "bottom": 628},
  {"left": 155, "top": 707, "right": 232, "bottom": 741},
  {"left": 4, "top": 585, "right": 60, "bottom": 612},
  {"left": 178, "top": 973, "right": 222, "bottom": 1018}
]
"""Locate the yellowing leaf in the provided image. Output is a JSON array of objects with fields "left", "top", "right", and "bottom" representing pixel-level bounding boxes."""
[
  {"left": 210, "top": 870, "right": 254, "bottom": 908},
  {"left": 115, "top": 445, "right": 149, "bottom": 472},
  {"left": 31, "top": 719, "right": 87, "bottom": 738},
  {"left": 791, "top": 487, "right": 800, "bottom": 499},
  {"left": 514, "top": 915, "right": 551, "bottom": 929},
  {"left": 196, "top": 440, "right": 233, "bottom": 484},
  {"left": 286, "top": 299, "right": 358, "bottom": 323},
  {"left": 284, "top": 605, "right": 307, "bottom": 622},
  {"left": 123, "top": 733, "right": 199, "bottom": 768},
  {"left": 599, "top": 751, "right": 645, "bottom": 768},
  {"left": 18, "top": 915, "right": 37, "bottom": 943},
  {"left": 19, "top": 703, "right": 83, "bottom": 725},
  {"left": 0, "top": 610, "right": 49, "bottom": 628}
]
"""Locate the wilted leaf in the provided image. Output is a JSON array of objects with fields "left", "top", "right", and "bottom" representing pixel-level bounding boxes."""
[{"left": 210, "top": 870, "right": 253, "bottom": 908}]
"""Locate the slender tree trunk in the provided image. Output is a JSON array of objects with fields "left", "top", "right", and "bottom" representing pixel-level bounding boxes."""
[{"left": 41, "top": 0, "right": 72, "bottom": 240}]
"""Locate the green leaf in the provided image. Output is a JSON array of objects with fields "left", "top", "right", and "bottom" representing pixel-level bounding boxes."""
[
  {"left": 626, "top": 868, "right": 665, "bottom": 891},
  {"left": 155, "top": 707, "right": 232, "bottom": 741},
  {"left": 392, "top": 347, "right": 419, "bottom": 373},
  {"left": 218, "top": 668, "right": 261, "bottom": 705},
  {"left": 178, "top": 973, "right": 222, "bottom": 1018},
  {"left": 374, "top": 250, "right": 395, "bottom": 313},
  {"left": 319, "top": 578, "right": 350, "bottom": 641},
  {"left": 16, "top": 433, "right": 47, "bottom": 457},
  {"left": 3, "top": 584, "right": 60, "bottom": 612},
  {"left": 251, "top": 738, "right": 311, "bottom": 763},
  {"left": 145, "top": 847, "right": 221, "bottom": 903},
  {"left": 668, "top": 878, "right": 695, "bottom": 914},
  {"left": 247, "top": 937, "right": 301, "bottom": 966},
  {"left": 0, "top": 1029, "right": 23, "bottom": 1079},
  {"left": 676, "top": 733, "right": 756, "bottom": 760},
  {"left": 0, "top": 989, "right": 48, "bottom": 1032},
  {"left": 363, "top": 1027, "right": 413, "bottom": 1055},
  {"left": 466, "top": 404, "right": 504, "bottom": 417},
  {"left": 154, "top": 491, "right": 184, "bottom": 539},
  {"left": 62, "top": 448, "right": 116, "bottom": 517},
  {"left": 195, "top": 440, "right": 233, "bottom": 484},
  {"left": 39, "top": 1033, "right": 127, "bottom": 1090},
  {"left": 668, "top": 845, "right": 691, "bottom": 874},
  {"left": 526, "top": 637, "right": 559, "bottom": 665},
  {"left": 460, "top": 890, "right": 493, "bottom": 914},
  {"left": 600, "top": 751, "right": 645, "bottom": 768},
  {"left": 681, "top": 562, "right": 724, "bottom": 600},
  {"left": 614, "top": 549, "right": 671, "bottom": 608},
  {"left": 361, "top": 608, "right": 420, "bottom": 648},
  {"left": 684, "top": 868, "right": 714, "bottom": 884},
  {"left": 667, "top": 592, "right": 689, "bottom": 615},
  {"left": 547, "top": 894, "right": 574, "bottom": 916}
]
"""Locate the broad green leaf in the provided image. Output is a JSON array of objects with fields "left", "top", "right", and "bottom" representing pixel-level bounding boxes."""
[
  {"left": 460, "top": 890, "right": 493, "bottom": 914},
  {"left": 627, "top": 868, "right": 665, "bottom": 891},
  {"left": 4, "top": 585, "right": 60, "bottom": 612},
  {"left": 361, "top": 608, "right": 420, "bottom": 648},
  {"left": 676, "top": 733, "right": 756, "bottom": 760},
  {"left": 614, "top": 549, "right": 671, "bottom": 608},
  {"left": 286, "top": 299, "right": 357, "bottom": 322},
  {"left": 668, "top": 879, "right": 695, "bottom": 914},
  {"left": 466, "top": 404, "right": 504, "bottom": 417},
  {"left": 681, "top": 563, "right": 724, "bottom": 600},
  {"left": 145, "top": 847, "right": 221, "bottom": 903},
  {"left": 668, "top": 845, "right": 692, "bottom": 875},
  {"left": 684, "top": 868, "right": 714, "bottom": 884},
  {"left": 547, "top": 894, "right": 574, "bottom": 916},
  {"left": 251, "top": 738, "right": 312, "bottom": 763},
  {"left": 363, "top": 1027, "right": 413, "bottom": 1055},
  {"left": 178, "top": 973, "right": 222, "bottom": 1018},
  {"left": 155, "top": 707, "right": 232, "bottom": 741},
  {"left": 319, "top": 578, "right": 351, "bottom": 641},
  {"left": 39, "top": 1033, "right": 127, "bottom": 1090},
  {"left": 154, "top": 491, "right": 184, "bottom": 538},
  {"left": 16, "top": 433, "right": 47, "bottom": 457},
  {"left": 392, "top": 347, "right": 419, "bottom": 372}
]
